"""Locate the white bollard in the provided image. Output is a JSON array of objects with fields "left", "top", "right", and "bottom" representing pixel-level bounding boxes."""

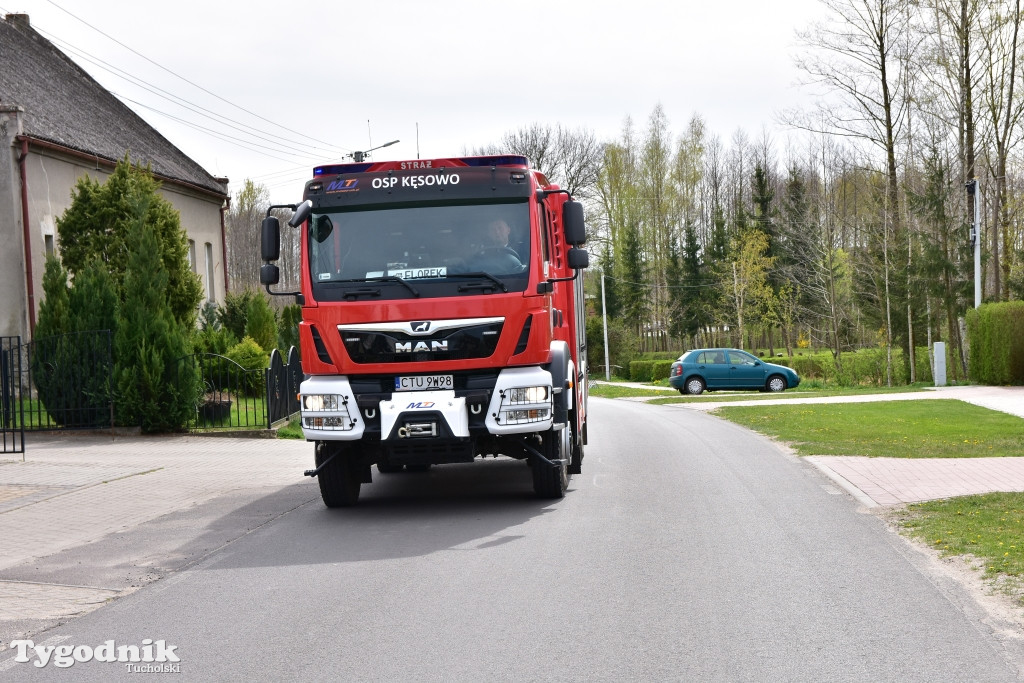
[{"left": 934, "top": 341, "right": 947, "bottom": 387}]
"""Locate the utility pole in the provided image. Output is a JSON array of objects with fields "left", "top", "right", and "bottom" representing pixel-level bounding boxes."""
[
  {"left": 601, "top": 272, "right": 610, "bottom": 381},
  {"left": 967, "top": 179, "right": 981, "bottom": 307}
]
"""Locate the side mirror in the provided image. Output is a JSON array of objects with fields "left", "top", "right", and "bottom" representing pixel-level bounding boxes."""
[
  {"left": 563, "top": 201, "right": 586, "bottom": 246},
  {"left": 289, "top": 200, "right": 313, "bottom": 228},
  {"left": 261, "top": 216, "right": 281, "bottom": 262},
  {"left": 260, "top": 264, "right": 280, "bottom": 286},
  {"left": 568, "top": 247, "right": 589, "bottom": 270}
]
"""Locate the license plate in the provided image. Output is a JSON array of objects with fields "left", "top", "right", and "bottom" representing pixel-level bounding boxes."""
[{"left": 394, "top": 374, "right": 454, "bottom": 392}]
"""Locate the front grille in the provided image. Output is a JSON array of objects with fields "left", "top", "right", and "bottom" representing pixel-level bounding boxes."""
[
  {"left": 341, "top": 321, "right": 503, "bottom": 364},
  {"left": 388, "top": 440, "right": 475, "bottom": 464}
]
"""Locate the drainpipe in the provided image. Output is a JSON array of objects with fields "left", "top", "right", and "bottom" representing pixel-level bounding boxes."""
[
  {"left": 220, "top": 194, "right": 230, "bottom": 296},
  {"left": 17, "top": 137, "right": 35, "bottom": 336}
]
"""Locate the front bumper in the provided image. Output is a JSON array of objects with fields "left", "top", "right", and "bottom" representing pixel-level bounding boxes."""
[{"left": 299, "top": 366, "right": 554, "bottom": 443}]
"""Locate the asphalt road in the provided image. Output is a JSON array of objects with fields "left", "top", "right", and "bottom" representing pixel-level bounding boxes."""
[{"left": 6, "top": 398, "right": 1024, "bottom": 681}]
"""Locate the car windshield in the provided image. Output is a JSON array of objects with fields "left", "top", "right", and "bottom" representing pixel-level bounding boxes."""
[{"left": 309, "top": 202, "right": 530, "bottom": 284}]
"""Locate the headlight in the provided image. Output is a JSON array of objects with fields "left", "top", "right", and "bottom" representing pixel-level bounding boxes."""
[
  {"left": 302, "top": 394, "right": 340, "bottom": 412},
  {"left": 506, "top": 386, "right": 549, "bottom": 404}
]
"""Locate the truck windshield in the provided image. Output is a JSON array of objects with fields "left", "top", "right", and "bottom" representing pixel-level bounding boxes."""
[{"left": 308, "top": 202, "right": 531, "bottom": 299}]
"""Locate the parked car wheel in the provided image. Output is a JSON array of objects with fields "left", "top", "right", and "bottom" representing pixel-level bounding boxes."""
[
  {"left": 685, "top": 377, "right": 706, "bottom": 395},
  {"left": 766, "top": 375, "right": 787, "bottom": 392}
]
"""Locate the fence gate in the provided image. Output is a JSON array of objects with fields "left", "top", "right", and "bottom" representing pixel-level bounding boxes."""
[
  {"left": 1, "top": 336, "right": 25, "bottom": 454},
  {"left": 266, "top": 346, "right": 302, "bottom": 427}
]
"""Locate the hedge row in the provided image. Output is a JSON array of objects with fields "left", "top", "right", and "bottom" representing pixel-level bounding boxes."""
[
  {"left": 625, "top": 345, "right": 964, "bottom": 386},
  {"left": 627, "top": 359, "right": 675, "bottom": 382},
  {"left": 967, "top": 302, "right": 1024, "bottom": 385}
]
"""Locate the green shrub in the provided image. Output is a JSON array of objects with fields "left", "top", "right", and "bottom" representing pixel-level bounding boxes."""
[
  {"left": 652, "top": 360, "right": 674, "bottom": 381},
  {"left": 226, "top": 336, "right": 269, "bottom": 396},
  {"left": 629, "top": 360, "right": 655, "bottom": 382},
  {"left": 32, "top": 257, "right": 116, "bottom": 428},
  {"left": 278, "top": 304, "right": 302, "bottom": 355},
  {"left": 586, "top": 316, "right": 640, "bottom": 378},
  {"left": 114, "top": 218, "right": 198, "bottom": 432},
  {"left": 221, "top": 290, "right": 258, "bottom": 343},
  {"left": 968, "top": 302, "right": 1024, "bottom": 384},
  {"left": 244, "top": 293, "right": 277, "bottom": 353}
]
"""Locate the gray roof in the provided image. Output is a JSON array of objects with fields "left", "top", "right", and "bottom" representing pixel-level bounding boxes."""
[{"left": 0, "top": 14, "right": 227, "bottom": 197}]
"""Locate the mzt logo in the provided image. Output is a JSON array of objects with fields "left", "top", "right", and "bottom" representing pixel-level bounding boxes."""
[{"left": 9, "top": 639, "right": 180, "bottom": 671}]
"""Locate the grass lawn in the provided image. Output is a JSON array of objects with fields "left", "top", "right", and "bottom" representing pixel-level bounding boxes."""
[
  {"left": 713, "top": 400, "right": 1024, "bottom": 458},
  {"left": 897, "top": 493, "right": 1024, "bottom": 590},
  {"left": 646, "top": 384, "right": 930, "bottom": 405},
  {"left": 276, "top": 417, "right": 304, "bottom": 439},
  {"left": 589, "top": 384, "right": 676, "bottom": 399}
]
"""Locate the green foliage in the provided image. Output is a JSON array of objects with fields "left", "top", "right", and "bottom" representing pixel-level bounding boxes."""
[
  {"left": 967, "top": 302, "right": 1024, "bottom": 385},
  {"left": 193, "top": 302, "right": 236, "bottom": 356},
  {"left": 56, "top": 155, "right": 203, "bottom": 328},
  {"left": 221, "top": 290, "right": 258, "bottom": 344},
  {"left": 114, "top": 216, "right": 198, "bottom": 432},
  {"left": 34, "top": 257, "right": 70, "bottom": 343},
  {"left": 628, "top": 360, "right": 654, "bottom": 382},
  {"left": 586, "top": 314, "right": 640, "bottom": 378},
  {"left": 244, "top": 293, "right": 277, "bottom": 353},
  {"left": 225, "top": 336, "right": 269, "bottom": 396},
  {"left": 278, "top": 304, "right": 302, "bottom": 354},
  {"left": 652, "top": 360, "right": 674, "bottom": 381},
  {"left": 623, "top": 358, "right": 674, "bottom": 381},
  {"left": 31, "top": 257, "right": 116, "bottom": 427}
]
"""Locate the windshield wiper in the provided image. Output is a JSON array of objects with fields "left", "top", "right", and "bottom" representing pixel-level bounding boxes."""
[
  {"left": 447, "top": 271, "right": 508, "bottom": 293},
  {"left": 366, "top": 276, "right": 420, "bottom": 297},
  {"left": 327, "top": 276, "right": 420, "bottom": 298}
]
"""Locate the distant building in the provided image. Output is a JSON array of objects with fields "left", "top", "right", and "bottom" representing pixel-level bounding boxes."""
[{"left": 0, "top": 13, "right": 229, "bottom": 341}]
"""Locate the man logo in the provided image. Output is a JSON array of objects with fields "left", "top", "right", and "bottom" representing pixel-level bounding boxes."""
[
  {"left": 411, "top": 321, "right": 431, "bottom": 333},
  {"left": 395, "top": 341, "right": 448, "bottom": 353}
]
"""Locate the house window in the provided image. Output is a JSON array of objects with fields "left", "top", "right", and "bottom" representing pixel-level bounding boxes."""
[
  {"left": 205, "top": 242, "right": 215, "bottom": 302},
  {"left": 44, "top": 235, "right": 54, "bottom": 257},
  {"left": 188, "top": 240, "right": 196, "bottom": 273}
]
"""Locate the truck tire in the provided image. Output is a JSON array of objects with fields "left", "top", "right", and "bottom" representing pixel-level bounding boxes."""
[
  {"left": 316, "top": 443, "right": 361, "bottom": 507},
  {"left": 568, "top": 408, "right": 584, "bottom": 475},
  {"left": 532, "top": 425, "right": 569, "bottom": 498}
]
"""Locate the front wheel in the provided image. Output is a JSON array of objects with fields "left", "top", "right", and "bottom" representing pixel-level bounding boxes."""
[
  {"left": 532, "top": 426, "right": 569, "bottom": 498},
  {"left": 685, "top": 377, "right": 706, "bottom": 395},
  {"left": 766, "top": 375, "right": 788, "bottom": 393},
  {"left": 316, "top": 443, "right": 361, "bottom": 507}
]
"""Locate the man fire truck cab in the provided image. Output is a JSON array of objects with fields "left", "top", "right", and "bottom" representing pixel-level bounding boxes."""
[{"left": 260, "top": 155, "right": 589, "bottom": 507}]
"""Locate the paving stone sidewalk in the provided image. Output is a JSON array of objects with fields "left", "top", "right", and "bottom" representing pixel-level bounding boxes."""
[{"left": 0, "top": 434, "right": 312, "bottom": 632}]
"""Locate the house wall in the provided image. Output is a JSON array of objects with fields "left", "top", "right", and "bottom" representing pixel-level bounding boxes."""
[
  {"left": 0, "top": 107, "right": 29, "bottom": 341},
  {"left": 0, "top": 138, "right": 226, "bottom": 339}
]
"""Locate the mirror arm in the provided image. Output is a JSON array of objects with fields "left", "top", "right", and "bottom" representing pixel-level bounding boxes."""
[{"left": 546, "top": 270, "right": 580, "bottom": 285}]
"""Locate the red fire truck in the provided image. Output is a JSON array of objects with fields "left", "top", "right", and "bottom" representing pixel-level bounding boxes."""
[{"left": 260, "top": 155, "right": 589, "bottom": 506}]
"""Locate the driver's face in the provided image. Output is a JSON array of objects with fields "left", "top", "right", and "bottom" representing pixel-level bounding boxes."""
[{"left": 490, "top": 220, "right": 510, "bottom": 246}]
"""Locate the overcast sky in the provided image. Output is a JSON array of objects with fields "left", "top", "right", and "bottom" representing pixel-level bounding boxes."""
[{"left": 4, "top": 0, "right": 829, "bottom": 202}]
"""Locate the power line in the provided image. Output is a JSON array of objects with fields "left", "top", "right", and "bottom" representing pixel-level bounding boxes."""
[
  {"left": 115, "top": 93, "right": 330, "bottom": 165},
  {"left": 43, "top": 0, "right": 352, "bottom": 153},
  {"left": 40, "top": 29, "right": 348, "bottom": 159}
]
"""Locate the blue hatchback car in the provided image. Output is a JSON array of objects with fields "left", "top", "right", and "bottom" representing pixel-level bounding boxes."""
[{"left": 669, "top": 348, "right": 801, "bottom": 395}]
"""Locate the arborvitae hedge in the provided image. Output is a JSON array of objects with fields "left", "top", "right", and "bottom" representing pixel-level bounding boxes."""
[{"left": 967, "top": 302, "right": 1024, "bottom": 385}]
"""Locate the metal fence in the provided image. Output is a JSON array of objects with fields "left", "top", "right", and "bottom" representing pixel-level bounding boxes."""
[
  {"left": 176, "top": 346, "right": 303, "bottom": 431},
  {"left": 2, "top": 332, "right": 302, "bottom": 440},
  {"left": 1, "top": 336, "right": 24, "bottom": 454},
  {"left": 266, "top": 347, "right": 302, "bottom": 426},
  {"left": 24, "top": 330, "right": 114, "bottom": 430}
]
